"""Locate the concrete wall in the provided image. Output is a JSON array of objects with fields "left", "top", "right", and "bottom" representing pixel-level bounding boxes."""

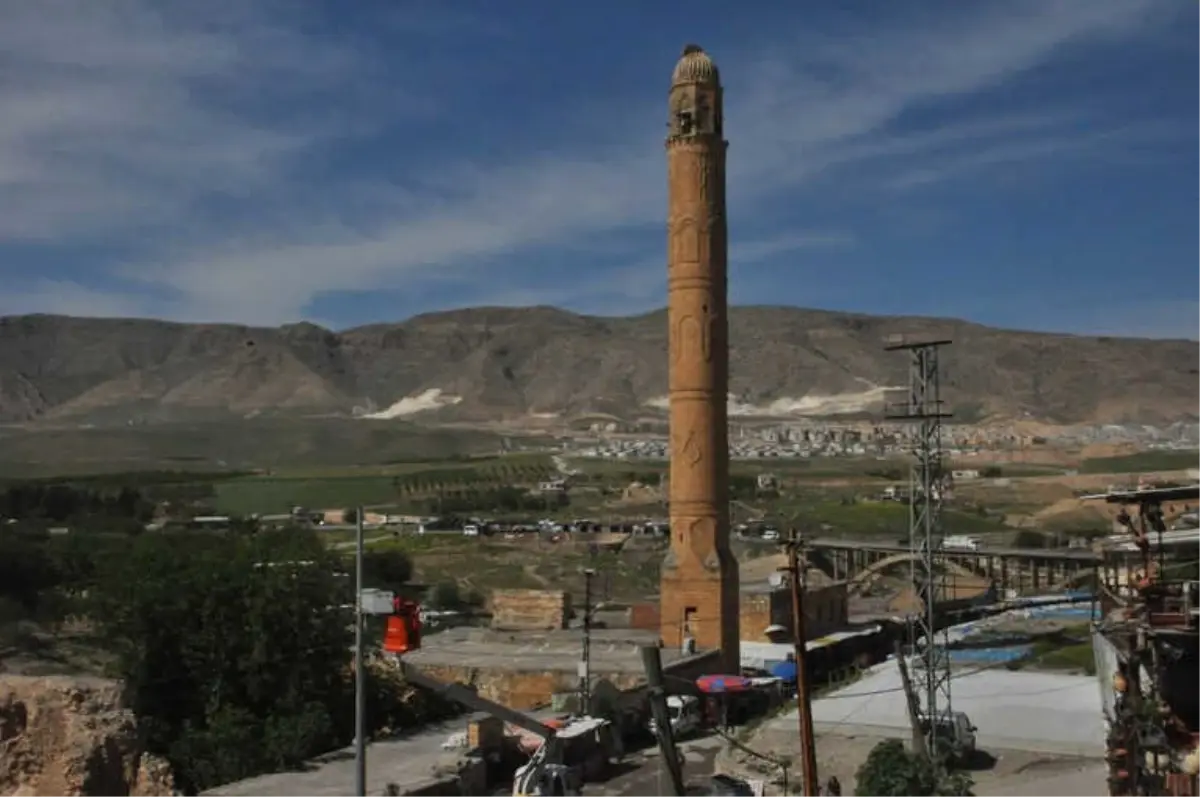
[{"left": 490, "top": 589, "right": 572, "bottom": 631}]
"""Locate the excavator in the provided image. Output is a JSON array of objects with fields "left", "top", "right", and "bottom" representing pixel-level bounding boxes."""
[{"left": 384, "top": 596, "right": 611, "bottom": 796}]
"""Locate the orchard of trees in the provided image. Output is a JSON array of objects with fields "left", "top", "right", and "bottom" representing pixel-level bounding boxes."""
[
  {"left": 0, "top": 482, "right": 154, "bottom": 525},
  {"left": 0, "top": 472, "right": 246, "bottom": 529},
  {"left": 0, "top": 524, "right": 447, "bottom": 794},
  {"left": 428, "top": 485, "right": 569, "bottom": 514},
  {"left": 389, "top": 461, "right": 554, "bottom": 496}
]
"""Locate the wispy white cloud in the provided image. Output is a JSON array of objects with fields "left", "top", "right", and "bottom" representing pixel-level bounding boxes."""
[
  {"left": 0, "top": 2, "right": 410, "bottom": 243},
  {"left": 0, "top": 279, "right": 155, "bottom": 320},
  {"left": 0, "top": 0, "right": 1189, "bottom": 328},
  {"left": 441, "top": 229, "right": 857, "bottom": 317}
]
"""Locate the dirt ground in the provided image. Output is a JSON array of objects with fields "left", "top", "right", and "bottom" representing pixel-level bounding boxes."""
[
  {"left": 721, "top": 729, "right": 1106, "bottom": 796},
  {"left": 817, "top": 733, "right": 1105, "bottom": 796}
]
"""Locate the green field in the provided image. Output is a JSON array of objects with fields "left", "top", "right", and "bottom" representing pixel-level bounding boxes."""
[
  {"left": 575, "top": 455, "right": 1064, "bottom": 483},
  {"left": 762, "top": 497, "right": 1009, "bottom": 539},
  {"left": 211, "top": 454, "right": 555, "bottom": 514},
  {"left": 573, "top": 456, "right": 924, "bottom": 483},
  {"left": 0, "top": 418, "right": 512, "bottom": 478},
  {"left": 1080, "top": 449, "right": 1198, "bottom": 474},
  {"left": 1022, "top": 635, "right": 1096, "bottom": 675},
  {"left": 214, "top": 475, "right": 401, "bottom": 515}
]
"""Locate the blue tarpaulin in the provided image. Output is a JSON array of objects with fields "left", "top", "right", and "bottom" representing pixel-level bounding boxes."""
[
  {"left": 947, "top": 644, "right": 1034, "bottom": 665},
  {"left": 769, "top": 660, "right": 798, "bottom": 683}
]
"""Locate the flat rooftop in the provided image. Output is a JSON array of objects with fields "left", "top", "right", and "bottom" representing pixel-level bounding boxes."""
[
  {"left": 403, "top": 626, "right": 686, "bottom": 673},
  {"left": 793, "top": 658, "right": 1105, "bottom": 757}
]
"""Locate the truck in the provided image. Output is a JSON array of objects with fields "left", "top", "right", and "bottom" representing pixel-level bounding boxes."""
[
  {"left": 919, "top": 710, "right": 977, "bottom": 760},
  {"left": 941, "top": 535, "right": 980, "bottom": 551},
  {"left": 395, "top": 656, "right": 614, "bottom": 796}
]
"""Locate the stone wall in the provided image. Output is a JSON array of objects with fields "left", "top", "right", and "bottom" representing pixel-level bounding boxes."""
[
  {"left": 490, "top": 589, "right": 572, "bottom": 631},
  {"left": 889, "top": 576, "right": 993, "bottom": 614},
  {"left": 0, "top": 674, "right": 176, "bottom": 796},
  {"left": 809, "top": 582, "right": 850, "bottom": 638},
  {"left": 739, "top": 583, "right": 850, "bottom": 642},
  {"left": 629, "top": 602, "right": 660, "bottom": 632},
  {"left": 413, "top": 663, "right": 645, "bottom": 711},
  {"left": 410, "top": 649, "right": 722, "bottom": 712}
]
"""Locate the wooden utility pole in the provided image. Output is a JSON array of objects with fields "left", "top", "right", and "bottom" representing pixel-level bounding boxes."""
[{"left": 787, "top": 530, "right": 820, "bottom": 796}]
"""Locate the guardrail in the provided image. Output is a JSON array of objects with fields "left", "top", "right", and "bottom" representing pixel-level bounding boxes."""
[{"left": 808, "top": 537, "right": 1102, "bottom": 562}]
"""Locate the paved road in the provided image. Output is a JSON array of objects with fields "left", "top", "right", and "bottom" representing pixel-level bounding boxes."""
[
  {"left": 583, "top": 737, "right": 725, "bottom": 796},
  {"left": 203, "top": 719, "right": 470, "bottom": 796},
  {"left": 327, "top": 534, "right": 396, "bottom": 550},
  {"left": 809, "top": 537, "right": 1101, "bottom": 562}
]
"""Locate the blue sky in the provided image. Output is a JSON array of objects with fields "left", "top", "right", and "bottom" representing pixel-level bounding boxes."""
[{"left": 1, "top": 0, "right": 1196, "bottom": 338}]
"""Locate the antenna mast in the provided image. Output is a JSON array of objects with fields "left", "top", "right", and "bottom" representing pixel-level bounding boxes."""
[{"left": 885, "top": 338, "right": 954, "bottom": 764}]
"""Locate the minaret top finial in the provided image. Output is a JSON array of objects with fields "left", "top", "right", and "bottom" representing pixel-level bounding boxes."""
[{"left": 672, "top": 44, "right": 719, "bottom": 87}]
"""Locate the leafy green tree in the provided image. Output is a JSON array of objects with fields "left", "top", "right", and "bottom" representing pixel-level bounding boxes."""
[
  {"left": 425, "top": 580, "right": 464, "bottom": 610},
  {"left": 361, "top": 549, "right": 413, "bottom": 589},
  {"left": 90, "top": 529, "right": 354, "bottom": 793},
  {"left": 0, "top": 530, "right": 58, "bottom": 614},
  {"left": 854, "top": 740, "right": 974, "bottom": 796},
  {"left": 1012, "top": 529, "right": 1048, "bottom": 549}
]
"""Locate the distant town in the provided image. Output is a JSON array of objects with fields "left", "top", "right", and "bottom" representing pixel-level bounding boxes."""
[{"left": 569, "top": 420, "right": 1200, "bottom": 461}]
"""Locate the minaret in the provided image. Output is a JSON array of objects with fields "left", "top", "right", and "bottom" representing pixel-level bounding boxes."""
[{"left": 659, "top": 44, "right": 740, "bottom": 672}]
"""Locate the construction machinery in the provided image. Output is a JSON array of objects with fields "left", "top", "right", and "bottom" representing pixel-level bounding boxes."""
[
  {"left": 387, "top": 601, "right": 614, "bottom": 796},
  {"left": 397, "top": 661, "right": 615, "bottom": 796}
]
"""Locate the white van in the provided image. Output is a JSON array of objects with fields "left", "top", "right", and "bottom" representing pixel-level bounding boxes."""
[
  {"left": 462, "top": 524, "right": 479, "bottom": 537},
  {"left": 648, "top": 694, "right": 701, "bottom": 738},
  {"left": 942, "top": 535, "right": 980, "bottom": 551}
]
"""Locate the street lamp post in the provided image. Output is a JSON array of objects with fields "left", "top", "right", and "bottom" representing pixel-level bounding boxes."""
[
  {"left": 579, "top": 568, "right": 596, "bottom": 715},
  {"left": 354, "top": 506, "right": 366, "bottom": 797}
]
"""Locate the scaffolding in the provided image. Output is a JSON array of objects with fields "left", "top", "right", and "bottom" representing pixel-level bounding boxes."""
[
  {"left": 1088, "top": 485, "right": 1200, "bottom": 796},
  {"left": 885, "top": 338, "right": 955, "bottom": 762}
]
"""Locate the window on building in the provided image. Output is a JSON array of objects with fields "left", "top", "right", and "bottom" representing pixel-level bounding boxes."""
[{"left": 676, "top": 111, "right": 694, "bottom": 135}]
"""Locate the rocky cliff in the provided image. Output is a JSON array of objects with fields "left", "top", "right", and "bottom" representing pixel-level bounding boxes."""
[{"left": 0, "top": 675, "right": 175, "bottom": 796}]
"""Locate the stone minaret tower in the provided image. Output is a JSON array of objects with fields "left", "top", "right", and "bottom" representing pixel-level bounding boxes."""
[{"left": 659, "top": 44, "right": 740, "bottom": 672}]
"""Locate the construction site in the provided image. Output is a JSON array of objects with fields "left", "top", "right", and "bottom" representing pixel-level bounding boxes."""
[{"left": 201, "top": 43, "right": 1198, "bottom": 797}]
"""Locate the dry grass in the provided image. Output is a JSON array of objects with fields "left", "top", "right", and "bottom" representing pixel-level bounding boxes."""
[{"left": 377, "top": 534, "right": 667, "bottom": 604}]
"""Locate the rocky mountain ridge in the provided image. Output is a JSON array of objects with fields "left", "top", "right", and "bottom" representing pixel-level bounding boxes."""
[{"left": 0, "top": 306, "right": 1195, "bottom": 426}]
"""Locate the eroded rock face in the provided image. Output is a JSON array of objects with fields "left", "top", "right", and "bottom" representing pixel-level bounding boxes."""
[{"left": 0, "top": 675, "right": 176, "bottom": 796}]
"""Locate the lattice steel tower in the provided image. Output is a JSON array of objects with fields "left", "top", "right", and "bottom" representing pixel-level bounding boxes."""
[{"left": 885, "top": 338, "right": 955, "bottom": 759}]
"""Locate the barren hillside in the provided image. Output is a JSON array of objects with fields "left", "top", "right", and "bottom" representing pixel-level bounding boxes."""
[{"left": 0, "top": 307, "right": 1195, "bottom": 426}]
